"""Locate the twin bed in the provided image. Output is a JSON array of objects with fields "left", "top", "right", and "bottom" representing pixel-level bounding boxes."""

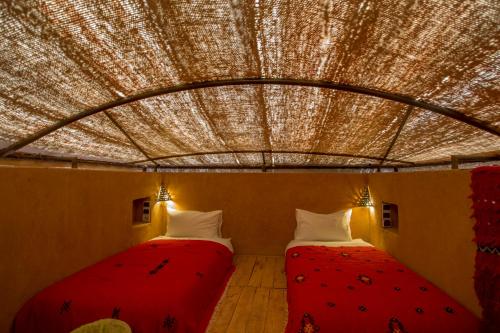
[
  {"left": 14, "top": 209, "right": 480, "bottom": 332},
  {"left": 14, "top": 237, "right": 234, "bottom": 333},
  {"left": 285, "top": 239, "right": 479, "bottom": 333},
  {"left": 14, "top": 209, "right": 235, "bottom": 333}
]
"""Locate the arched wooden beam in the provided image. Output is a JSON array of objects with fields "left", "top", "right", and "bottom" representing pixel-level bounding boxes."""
[
  {"left": 103, "top": 111, "right": 158, "bottom": 166},
  {"left": 155, "top": 164, "right": 384, "bottom": 170},
  {"left": 131, "top": 149, "right": 414, "bottom": 165},
  {"left": 379, "top": 106, "right": 414, "bottom": 165},
  {"left": 1, "top": 78, "right": 498, "bottom": 158},
  {"left": 3, "top": 152, "right": 498, "bottom": 170}
]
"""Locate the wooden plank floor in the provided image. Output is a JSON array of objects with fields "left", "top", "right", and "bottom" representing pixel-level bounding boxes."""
[{"left": 207, "top": 255, "right": 288, "bottom": 333}]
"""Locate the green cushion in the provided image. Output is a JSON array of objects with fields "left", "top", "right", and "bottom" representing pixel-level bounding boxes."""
[{"left": 70, "top": 319, "right": 132, "bottom": 333}]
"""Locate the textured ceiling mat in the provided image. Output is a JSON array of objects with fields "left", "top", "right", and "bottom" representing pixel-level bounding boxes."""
[
  {"left": 374, "top": 1, "right": 497, "bottom": 102},
  {"left": 136, "top": 161, "right": 156, "bottom": 168},
  {"left": 263, "top": 86, "right": 406, "bottom": 156},
  {"left": 269, "top": 152, "right": 315, "bottom": 166},
  {"left": 105, "top": 102, "right": 195, "bottom": 159},
  {"left": 26, "top": 0, "right": 259, "bottom": 94},
  {"left": 253, "top": 0, "right": 499, "bottom": 103},
  {"left": 20, "top": 113, "right": 145, "bottom": 163},
  {"left": 0, "top": 95, "right": 55, "bottom": 143},
  {"left": 154, "top": 156, "right": 212, "bottom": 167},
  {"left": 387, "top": 109, "right": 500, "bottom": 164},
  {"left": 269, "top": 152, "right": 378, "bottom": 167},
  {"left": 192, "top": 86, "right": 269, "bottom": 151},
  {"left": 307, "top": 155, "right": 382, "bottom": 166},
  {"left": 108, "top": 86, "right": 268, "bottom": 158},
  {"left": 31, "top": 0, "right": 184, "bottom": 94},
  {"left": 138, "top": 0, "right": 260, "bottom": 83},
  {"left": 155, "top": 153, "right": 262, "bottom": 167},
  {"left": 302, "top": 92, "right": 407, "bottom": 157},
  {"left": 2, "top": 1, "right": 497, "bottom": 102},
  {"left": 0, "top": 2, "right": 116, "bottom": 116},
  {"left": 249, "top": 0, "right": 337, "bottom": 78},
  {"left": 0, "top": 0, "right": 259, "bottom": 126},
  {"left": 107, "top": 91, "right": 239, "bottom": 158},
  {"left": 425, "top": 50, "right": 499, "bottom": 126},
  {"left": 229, "top": 152, "right": 263, "bottom": 166},
  {"left": 0, "top": 140, "right": 10, "bottom": 150},
  {"left": 314, "top": 1, "right": 498, "bottom": 104},
  {"left": 263, "top": 85, "right": 337, "bottom": 151},
  {"left": 252, "top": 0, "right": 392, "bottom": 80},
  {"left": 0, "top": 0, "right": 497, "bottom": 100},
  {"left": 0, "top": 0, "right": 498, "bottom": 170}
]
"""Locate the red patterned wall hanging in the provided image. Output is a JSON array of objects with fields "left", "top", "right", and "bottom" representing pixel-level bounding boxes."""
[{"left": 470, "top": 166, "right": 500, "bottom": 333}]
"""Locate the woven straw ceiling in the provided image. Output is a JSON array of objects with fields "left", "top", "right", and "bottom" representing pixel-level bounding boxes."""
[{"left": 0, "top": 0, "right": 498, "bottom": 169}]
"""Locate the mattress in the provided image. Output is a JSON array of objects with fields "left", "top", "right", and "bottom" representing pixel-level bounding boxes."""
[
  {"left": 14, "top": 239, "right": 234, "bottom": 333},
  {"left": 286, "top": 238, "right": 372, "bottom": 252},
  {"left": 285, "top": 241, "right": 479, "bottom": 333},
  {"left": 153, "top": 235, "right": 234, "bottom": 253}
]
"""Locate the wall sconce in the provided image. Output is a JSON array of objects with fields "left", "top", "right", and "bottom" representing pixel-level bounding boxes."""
[
  {"left": 356, "top": 185, "right": 374, "bottom": 207},
  {"left": 157, "top": 183, "right": 172, "bottom": 202}
]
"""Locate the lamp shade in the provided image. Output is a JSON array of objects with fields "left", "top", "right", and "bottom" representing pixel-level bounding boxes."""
[
  {"left": 357, "top": 186, "right": 374, "bottom": 207},
  {"left": 157, "top": 184, "right": 172, "bottom": 202}
]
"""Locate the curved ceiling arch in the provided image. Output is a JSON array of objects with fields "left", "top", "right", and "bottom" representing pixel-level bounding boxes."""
[
  {"left": 1, "top": 78, "right": 498, "bottom": 160},
  {"left": 131, "top": 149, "right": 414, "bottom": 165}
]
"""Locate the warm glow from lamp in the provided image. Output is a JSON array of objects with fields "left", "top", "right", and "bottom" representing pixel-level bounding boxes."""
[
  {"left": 157, "top": 183, "right": 172, "bottom": 202},
  {"left": 166, "top": 200, "right": 176, "bottom": 210},
  {"left": 356, "top": 185, "right": 374, "bottom": 207}
]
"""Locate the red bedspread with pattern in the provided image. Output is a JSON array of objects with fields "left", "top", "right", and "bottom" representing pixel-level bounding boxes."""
[
  {"left": 14, "top": 239, "right": 234, "bottom": 333},
  {"left": 285, "top": 245, "right": 479, "bottom": 333}
]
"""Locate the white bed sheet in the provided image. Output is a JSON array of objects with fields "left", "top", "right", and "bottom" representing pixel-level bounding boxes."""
[
  {"left": 286, "top": 238, "right": 373, "bottom": 252},
  {"left": 152, "top": 235, "right": 234, "bottom": 253}
]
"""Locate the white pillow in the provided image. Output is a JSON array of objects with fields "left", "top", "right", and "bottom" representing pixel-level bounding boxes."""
[
  {"left": 294, "top": 208, "right": 352, "bottom": 241},
  {"left": 166, "top": 210, "right": 223, "bottom": 238}
]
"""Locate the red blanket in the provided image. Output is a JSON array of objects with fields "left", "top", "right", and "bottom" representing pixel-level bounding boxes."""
[
  {"left": 285, "top": 246, "right": 479, "bottom": 333},
  {"left": 14, "top": 239, "right": 234, "bottom": 333}
]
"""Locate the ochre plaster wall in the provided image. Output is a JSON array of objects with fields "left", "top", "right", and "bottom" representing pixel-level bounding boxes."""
[
  {"left": 367, "top": 170, "right": 480, "bottom": 316},
  {"left": 0, "top": 167, "right": 163, "bottom": 333},
  {"left": 160, "top": 172, "right": 368, "bottom": 254},
  {"left": 0, "top": 168, "right": 367, "bottom": 332},
  {"left": 0, "top": 167, "right": 480, "bottom": 331}
]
